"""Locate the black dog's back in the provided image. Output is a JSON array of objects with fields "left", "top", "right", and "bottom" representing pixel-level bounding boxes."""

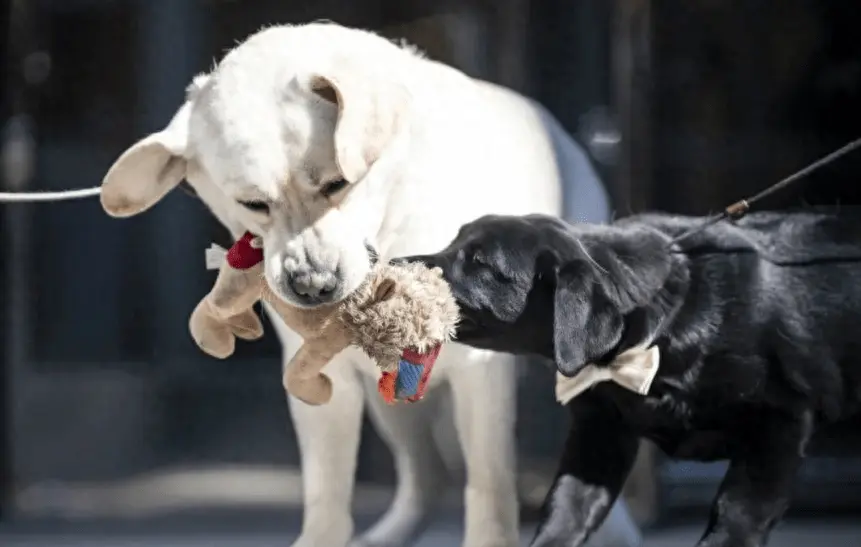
[
  {"left": 623, "top": 208, "right": 861, "bottom": 424},
  {"left": 624, "top": 207, "right": 861, "bottom": 264}
]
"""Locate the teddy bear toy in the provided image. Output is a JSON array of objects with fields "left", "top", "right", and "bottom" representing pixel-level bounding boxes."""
[{"left": 189, "top": 232, "right": 459, "bottom": 406}]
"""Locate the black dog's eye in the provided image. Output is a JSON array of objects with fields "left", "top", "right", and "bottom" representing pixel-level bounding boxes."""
[
  {"left": 456, "top": 248, "right": 482, "bottom": 266},
  {"left": 321, "top": 178, "right": 349, "bottom": 198},
  {"left": 461, "top": 248, "right": 512, "bottom": 282},
  {"left": 238, "top": 200, "right": 270, "bottom": 214},
  {"left": 462, "top": 248, "right": 487, "bottom": 266}
]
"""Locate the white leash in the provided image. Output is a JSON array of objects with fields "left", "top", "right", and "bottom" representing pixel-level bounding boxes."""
[{"left": 0, "top": 186, "right": 101, "bottom": 202}]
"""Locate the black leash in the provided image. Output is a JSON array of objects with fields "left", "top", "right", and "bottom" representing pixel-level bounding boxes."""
[{"left": 669, "top": 136, "right": 861, "bottom": 246}]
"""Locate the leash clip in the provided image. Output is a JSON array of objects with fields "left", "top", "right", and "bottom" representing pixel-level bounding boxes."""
[{"left": 724, "top": 199, "right": 750, "bottom": 220}]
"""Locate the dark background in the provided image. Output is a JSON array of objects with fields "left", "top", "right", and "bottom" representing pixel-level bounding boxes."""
[{"left": 2, "top": 0, "right": 861, "bottom": 539}]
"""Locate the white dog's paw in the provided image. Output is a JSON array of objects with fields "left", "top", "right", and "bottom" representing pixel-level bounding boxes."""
[
  {"left": 348, "top": 538, "right": 409, "bottom": 547},
  {"left": 291, "top": 531, "right": 352, "bottom": 547},
  {"left": 348, "top": 528, "right": 425, "bottom": 547},
  {"left": 349, "top": 503, "right": 431, "bottom": 547},
  {"left": 291, "top": 518, "right": 354, "bottom": 547},
  {"left": 461, "top": 535, "right": 520, "bottom": 547},
  {"left": 461, "top": 540, "right": 519, "bottom": 547}
]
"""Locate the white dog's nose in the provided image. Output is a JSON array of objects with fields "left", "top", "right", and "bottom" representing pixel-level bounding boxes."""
[
  {"left": 284, "top": 267, "right": 340, "bottom": 303},
  {"left": 276, "top": 243, "right": 376, "bottom": 306}
]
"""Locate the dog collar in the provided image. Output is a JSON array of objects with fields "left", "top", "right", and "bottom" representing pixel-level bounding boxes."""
[{"left": 555, "top": 344, "right": 660, "bottom": 405}]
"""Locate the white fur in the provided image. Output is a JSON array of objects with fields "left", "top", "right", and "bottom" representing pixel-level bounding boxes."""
[{"left": 101, "top": 22, "right": 579, "bottom": 547}]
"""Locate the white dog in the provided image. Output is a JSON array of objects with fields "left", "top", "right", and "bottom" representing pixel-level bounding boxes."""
[{"left": 99, "top": 22, "right": 640, "bottom": 547}]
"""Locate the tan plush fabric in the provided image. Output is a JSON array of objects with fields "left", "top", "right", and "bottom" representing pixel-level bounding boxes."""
[{"left": 189, "top": 260, "right": 459, "bottom": 406}]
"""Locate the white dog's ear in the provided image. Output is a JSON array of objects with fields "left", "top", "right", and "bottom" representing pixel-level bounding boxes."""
[
  {"left": 310, "top": 69, "right": 410, "bottom": 183},
  {"left": 100, "top": 101, "right": 192, "bottom": 217}
]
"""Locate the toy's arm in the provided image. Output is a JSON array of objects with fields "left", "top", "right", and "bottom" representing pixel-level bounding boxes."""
[
  {"left": 283, "top": 331, "right": 351, "bottom": 405},
  {"left": 190, "top": 232, "right": 265, "bottom": 359},
  {"left": 207, "top": 260, "right": 264, "bottom": 317}
]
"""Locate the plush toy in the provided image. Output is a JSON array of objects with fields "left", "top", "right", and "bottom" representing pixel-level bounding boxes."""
[{"left": 189, "top": 232, "right": 459, "bottom": 406}]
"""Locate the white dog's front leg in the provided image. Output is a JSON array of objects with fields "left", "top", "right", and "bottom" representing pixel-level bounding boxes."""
[
  {"left": 350, "top": 376, "right": 449, "bottom": 547},
  {"left": 267, "top": 302, "right": 365, "bottom": 547},
  {"left": 287, "top": 353, "right": 365, "bottom": 547},
  {"left": 449, "top": 346, "right": 520, "bottom": 547}
]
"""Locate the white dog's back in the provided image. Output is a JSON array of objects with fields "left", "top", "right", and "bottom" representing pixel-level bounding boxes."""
[{"left": 372, "top": 61, "right": 563, "bottom": 259}]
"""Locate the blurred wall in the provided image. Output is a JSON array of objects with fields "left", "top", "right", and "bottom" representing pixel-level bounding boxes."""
[
  {"left": 5, "top": 0, "right": 861, "bottom": 524},
  {"left": 2, "top": 0, "right": 615, "bottom": 507}
]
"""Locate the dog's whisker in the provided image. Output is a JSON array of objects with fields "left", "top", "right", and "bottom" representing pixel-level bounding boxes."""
[{"left": 575, "top": 238, "right": 608, "bottom": 274}]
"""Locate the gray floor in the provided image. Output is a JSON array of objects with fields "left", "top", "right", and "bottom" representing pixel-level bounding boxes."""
[
  {"left": 2, "top": 474, "right": 858, "bottom": 546},
  {"left": 1, "top": 518, "right": 859, "bottom": 546},
  {"left": 642, "top": 521, "right": 860, "bottom": 547}
]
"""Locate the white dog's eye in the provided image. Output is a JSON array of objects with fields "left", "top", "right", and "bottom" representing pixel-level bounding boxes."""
[
  {"left": 238, "top": 199, "right": 270, "bottom": 215},
  {"left": 321, "top": 178, "right": 349, "bottom": 198}
]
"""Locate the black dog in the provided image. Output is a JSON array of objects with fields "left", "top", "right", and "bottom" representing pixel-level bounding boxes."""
[{"left": 401, "top": 209, "right": 861, "bottom": 547}]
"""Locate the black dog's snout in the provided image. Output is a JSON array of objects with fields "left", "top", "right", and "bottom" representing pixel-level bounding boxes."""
[
  {"left": 391, "top": 254, "right": 437, "bottom": 268},
  {"left": 389, "top": 256, "right": 408, "bottom": 266}
]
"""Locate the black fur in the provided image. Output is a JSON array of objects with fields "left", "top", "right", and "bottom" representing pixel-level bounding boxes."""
[{"left": 401, "top": 209, "right": 861, "bottom": 547}]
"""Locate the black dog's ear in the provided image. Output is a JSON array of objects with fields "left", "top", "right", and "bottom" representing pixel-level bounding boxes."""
[
  {"left": 595, "top": 225, "right": 675, "bottom": 312},
  {"left": 552, "top": 262, "right": 624, "bottom": 377}
]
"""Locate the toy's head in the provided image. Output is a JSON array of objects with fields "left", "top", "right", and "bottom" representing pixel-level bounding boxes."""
[
  {"left": 283, "top": 260, "right": 459, "bottom": 406},
  {"left": 189, "top": 238, "right": 459, "bottom": 406},
  {"left": 340, "top": 261, "right": 460, "bottom": 368}
]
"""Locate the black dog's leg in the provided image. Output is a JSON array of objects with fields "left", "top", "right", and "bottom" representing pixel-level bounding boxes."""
[
  {"left": 530, "top": 392, "right": 640, "bottom": 547},
  {"left": 696, "top": 410, "right": 813, "bottom": 547}
]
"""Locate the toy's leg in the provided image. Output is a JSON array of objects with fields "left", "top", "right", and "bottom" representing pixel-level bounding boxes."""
[
  {"left": 351, "top": 375, "right": 449, "bottom": 547},
  {"left": 226, "top": 308, "right": 264, "bottom": 340},
  {"left": 269, "top": 308, "right": 365, "bottom": 547},
  {"left": 448, "top": 346, "right": 519, "bottom": 547}
]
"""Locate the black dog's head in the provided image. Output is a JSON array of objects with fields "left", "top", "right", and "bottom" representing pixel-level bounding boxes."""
[{"left": 400, "top": 214, "right": 683, "bottom": 377}]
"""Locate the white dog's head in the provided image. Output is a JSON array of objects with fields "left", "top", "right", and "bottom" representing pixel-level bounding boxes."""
[{"left": 100, "top": 23, "right": 414, "bottom": 308}]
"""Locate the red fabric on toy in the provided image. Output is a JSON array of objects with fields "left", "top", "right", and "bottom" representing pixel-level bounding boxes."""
[
  {"left": 404, "top": 343, "right": 441, "bottom": 402},
  {"left": 227, "top": 232, "right": 264, "bottom": 270},
  {"left": 376, "top": 344, "right": 443, "bottom": 405},
  {"left": 378, "top": 372, "right": 397, "bottom": 405},
  {"left": 401, "top": 345, "right": 442, "bottom": 367}
]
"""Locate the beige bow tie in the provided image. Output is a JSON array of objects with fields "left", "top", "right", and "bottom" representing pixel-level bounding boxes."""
[{"left": 555, "top": 345, "right": 660, "bottom": 405}]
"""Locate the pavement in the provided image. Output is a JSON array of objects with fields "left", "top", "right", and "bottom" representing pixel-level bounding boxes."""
[
  {"left": 1, "top": 468, "right": 858, "bottom": 547},
  {"left": 1, "top": 514, "right": 859, "bottom": 546}
]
